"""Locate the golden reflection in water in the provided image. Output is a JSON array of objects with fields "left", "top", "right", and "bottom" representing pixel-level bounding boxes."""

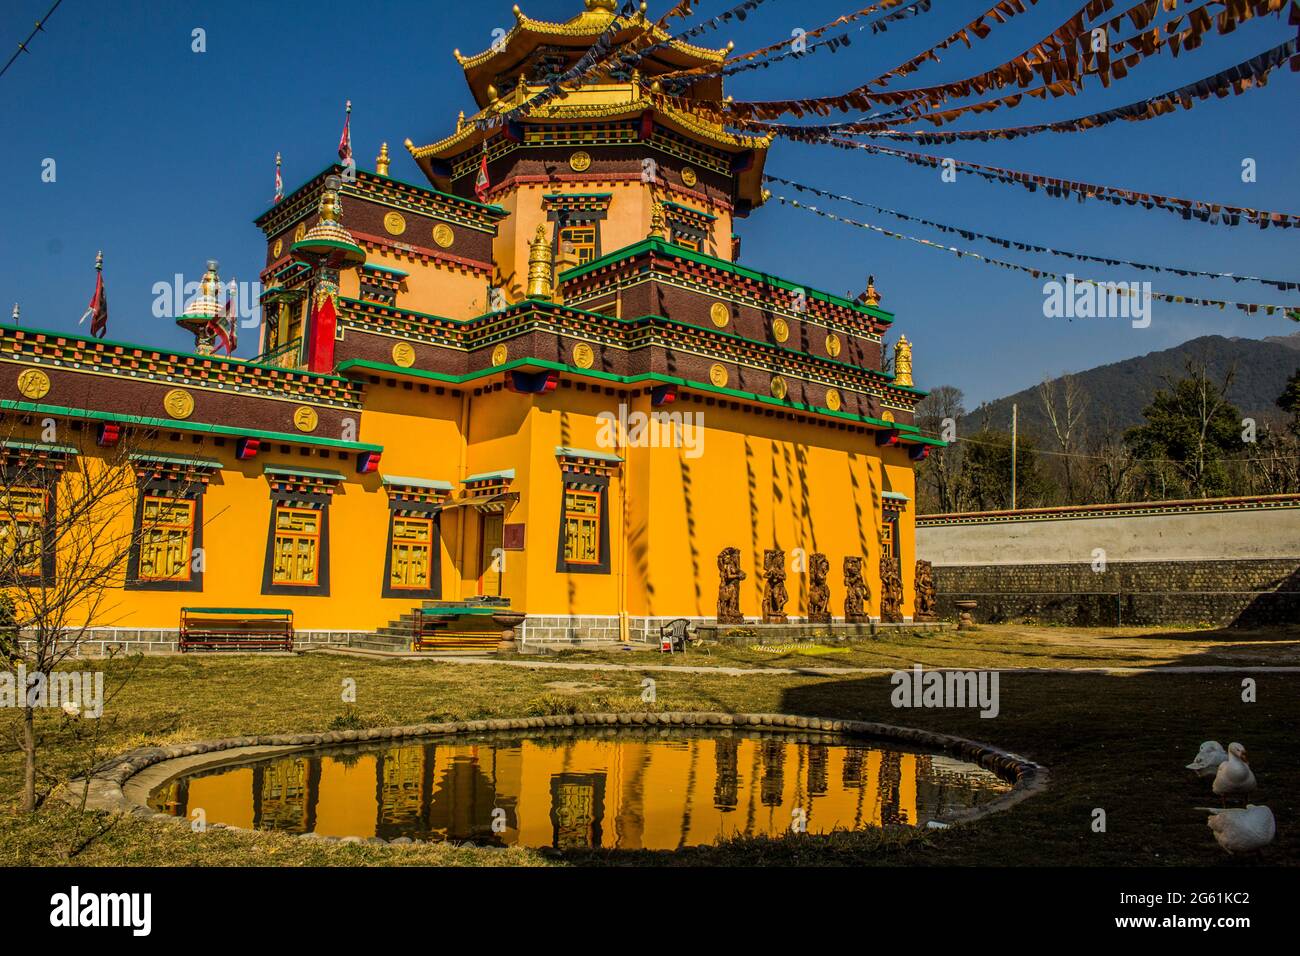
[{"left": 150, "top": 732, "right": 1010, "bottom": 850}]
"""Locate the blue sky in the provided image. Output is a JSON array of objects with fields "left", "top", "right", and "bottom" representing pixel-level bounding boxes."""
[{"left": 2, "top": 0, "right": 1296, "bottom": 405}]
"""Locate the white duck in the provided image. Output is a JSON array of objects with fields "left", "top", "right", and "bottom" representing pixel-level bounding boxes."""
[
  {"left": 1201, "top": 805, "right": 1275, "bottom": 854},
  {"left": 1211, "top": 742, "right": 1256, "bottom": 800},
  {"left": 1186, "top": 740, "right": 1228, "bottom": 778}
]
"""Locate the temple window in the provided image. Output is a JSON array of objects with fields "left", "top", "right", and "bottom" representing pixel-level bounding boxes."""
[
  {"left": 663, "top": 201, "right": 715, "bottom": 254},
  {"left": 125, "top": 454, "right": 216, "bottom": 593},
  {"left": 544, "top": 193, "right": 610, "bottom": 269},
  {"left": 271, "top": 506, "right": 322, "bottom": 586},
  {"left": 0, "top": 487, "right": 47, "bottom": 578},
  {"left": 137, "top": 496, "right": 196, "bottom": 582},
  {"left": 563, "top": 490, "right": 601, "bottom": 565},
  {"left": 881, "top": 492, "right": 908, "bottom": 561},
  {"left": 390, "top": 516, "right": 434, "bottom": 590},
  {"left": 262, "top": 465, "right": 341, "bottom": 596},
  {"left": 554, "top": 450, "right": 619, "bottom": 575},
  {"left": 381, "top": 475, "right": 447, "bottom": 599}
]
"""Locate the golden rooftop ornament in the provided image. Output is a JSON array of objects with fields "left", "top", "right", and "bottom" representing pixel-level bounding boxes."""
[
  {"left": 893, "top": 335, "right": 913, "bottom": 387},
  {"left": 526, "top": 224, "right": 554, "bottom": 300},
  {"left": 649, "top": 196, "right": 667, "bottom": 240},
  {"left": 376, "top": 142, "right": 390, "bottom": 176}
]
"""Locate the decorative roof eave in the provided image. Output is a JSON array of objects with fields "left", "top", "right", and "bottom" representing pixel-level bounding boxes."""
[
  {"left": 559, "top": 238, "right": 895, "bottom": 325},
  {"left": 455, "top": 6, "right": 727, "bottom": 103}
]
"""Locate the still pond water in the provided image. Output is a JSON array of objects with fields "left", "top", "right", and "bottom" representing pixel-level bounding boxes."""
[{"left": 151, "top": 729, "right": 1011, "bottom": 850}]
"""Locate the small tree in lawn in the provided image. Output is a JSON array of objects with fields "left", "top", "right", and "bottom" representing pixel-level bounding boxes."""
[{"left": 1, "top": 416, "right": 184, "bottom": 814}]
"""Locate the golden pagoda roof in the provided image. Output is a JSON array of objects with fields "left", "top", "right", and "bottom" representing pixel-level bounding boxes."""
[{"left": 454, "top": 1, "right": 729, "bottom": 107}]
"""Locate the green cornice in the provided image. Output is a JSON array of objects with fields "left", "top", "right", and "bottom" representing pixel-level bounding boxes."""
[
  {"left": 559, "top": 238, "right": 896, "bottom": 324},
  {"left": 335, "top": 358, "right": 936, "bottom": 443},
  {"left": 1, "top": 399, "right": 383, "bottom": 454}
]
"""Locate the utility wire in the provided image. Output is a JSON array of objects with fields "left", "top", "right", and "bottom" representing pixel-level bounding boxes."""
[{"left": 0, "top": 0, "right": 65, "bottom": 81}]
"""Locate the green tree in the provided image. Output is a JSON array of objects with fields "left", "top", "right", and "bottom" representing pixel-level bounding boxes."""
[
  {"left": 1277, "top": 368, "right": 1300, "bottom": 437},
  {"left": 1124, "top": 360, "right": 1242, "bottom": 499},
  {"left": 963, "top": 428, "right": 1049, "bottom": 511}
]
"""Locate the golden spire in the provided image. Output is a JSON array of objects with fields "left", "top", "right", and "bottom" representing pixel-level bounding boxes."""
[
  {"left": 526, "top": 224, "right": 554, "bottom": 300},
  {"left": 893, "top": 335, "right": 913, "bottom": 387},
  {"left": 457, "top": 111, "right": 466, "bottom": 131},
  {"left": 649, "top": 196, "right": 667, "bottom": 240},
  {"left": 376, "top": 142, "right": 390, "bottom": 176},
  {"left": 864, "top": 274, "right": 881, "bottom": 306}
]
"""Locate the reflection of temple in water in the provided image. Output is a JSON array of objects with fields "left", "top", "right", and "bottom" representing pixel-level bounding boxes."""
[{"left": 150, "top": 734, "right": 1010, "bottom": 850}]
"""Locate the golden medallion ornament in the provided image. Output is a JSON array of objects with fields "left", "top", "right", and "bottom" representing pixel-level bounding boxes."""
[
  {"left": 572, "top": 342, "right": 595, "bottom": 369},
  {"left": 709, "top": 302, "right": 730, "bottom": 328},
  {"left": 882, "top": 409, "right": 896, "bottom": 423},
  {"left": 569, "top": 150, "right": 592, "bottom": 172},
  {"left": 825, "top": 388, "right": 842, "bottom": 411},
  {"left": 383, "top": 211, "right": 407, "bottom": 236},
  {"left": 16, "top": 368, "right": 50, "bottom": 400},
  {"left": 681, "top": 165, "right": 698, "bottom": 188},
  {"left": 163, "top": 389, "right": 194, "bottom": 420},
  {"left": 709, "top": 363, "right": 728, "bottom": 388},
  {"left": 272, "top": 238, "right": 283, "bottom": 259},
  {"left": 491, "top": 343, "right": 508, "bottom": 367},
  {"left": 293, "top": 222, "right": 306, "bottom": 243},
  {"left": 392, "top": 342, "right": 416, "bottom": 368},
  {"left": 432, "top": 223, "right": 454, "bottom": 248},
  {"left": 293, "top": 406, "right": 319, "bottom": 433},
  {"left": 825, "top": 333, "right": 842, "bottom": 358},
  {"left": 770, "top": 375, "right": 788, "bottom": 400},
  {"left": 772, "top": 317, "right": 789, "bottom": 343}
]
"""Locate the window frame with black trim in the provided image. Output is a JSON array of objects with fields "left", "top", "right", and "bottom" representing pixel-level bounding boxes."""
[
  {"left": 555, "top": 474, "right": 611, "bottom": 575},
  {"left": 125, "top": 469, "right": 206, "bottom": 592},
  {"left": 262, "top": 476, "right": 335, "bottom": 597},
  {"left": 0, "top": 478, "right": 57, "bottom": 587},
  {"left": 381, "top": 499, "right": 442, "bottom": 599}
]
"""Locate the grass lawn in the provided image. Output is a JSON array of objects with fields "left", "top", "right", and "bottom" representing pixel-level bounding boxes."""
[{"left": 3, "top": 625, "right": 1296, "bottom": 867}]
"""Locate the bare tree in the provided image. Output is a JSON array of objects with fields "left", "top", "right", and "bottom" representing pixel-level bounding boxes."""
[
  {"left": 2, "top": 413, "right": 193, "bottom": 813},
  {"left": 914, "top": 385, "right": 966, "bottom": 513},
  {"left": 1037, "top": 374, "right": 1088, "bottom": 504}
]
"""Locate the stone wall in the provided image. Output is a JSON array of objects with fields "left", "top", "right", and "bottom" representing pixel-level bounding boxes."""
[{"left": 15, "top": 629, "right": 366, "bottom": 657}]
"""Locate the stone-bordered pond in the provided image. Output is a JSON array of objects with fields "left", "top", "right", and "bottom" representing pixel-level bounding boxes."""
[{"left": 148, "top": 726, "right": 1012, "bottom": 850}]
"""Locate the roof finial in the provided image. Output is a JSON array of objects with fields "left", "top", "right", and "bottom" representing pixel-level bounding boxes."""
[
  {"left": 893, "top": 335, "right": 913, "bottom": 387},
  {"left": 526, "top": 224, "right": 554, "bottom": 301},
  {"left": 11, "top": 302, "right": 18, "bottom": 325},
  {"left": 864, "top": 274, "right": 880, "bottom": 306},
  {"left": 649, "top": 195, "right": 667, "bottom": 241},
  {"left": 95, "top": 249, "right": 104, "bottom": 271},
  {"left": 376, "top": 142, "right": 390, "bottom": 176}
]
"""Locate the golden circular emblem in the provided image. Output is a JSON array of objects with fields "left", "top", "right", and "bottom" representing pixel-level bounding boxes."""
[
  {"left": 293, "top": 406, "right": 319, "bottom": 433},
  {"left": 709, "top": 302, "right": 730, "bottom": 328},
  {"left": 272, "top": 238, "right": 283, "bottom": 259},
  {"left": 772, "top": 318, "right": 790, "bottom": 343},
  {"left": 392, "top": 342, "right": 416, "bottom": 368},
  {"left": 569, "top": 150, "right": 592, "bottom": 172},
  {"left": 491, "top": 344, "right": 508, "bottom": 367},
  {"left": 825, "top": 333, "right": 842, "bottom": 357},
  {"left": 383, "top": 211, "right": 407, "bottom": 236},
  {"left": 16, "top": 369, "right": 50, "bottom": 400},
  {"left": 163, "top": 389, "right": 194, "bottom": 420},
  {"left": 432, "top": 223, "right": 454, "bottom": 248},
  {"left": 681, "top": 165, "right": 698, "bottom": 188},
  {"left": 825, "top": 388, "right": 842, "bottom": 411},
  {"left": 882, "top": 409, "right": 896, "bottom": 423},
  {"left": 771, "top": 376, "right": 788, "bottom": 400},
  {"left": 572, "top": 342, "right": 594, "bottom": 369},
  {"left": 709, "top": 363, "right": 728, "bottom": 388},
  {"left": 293, "top": 222, "right": 306, "bottom": 243}
]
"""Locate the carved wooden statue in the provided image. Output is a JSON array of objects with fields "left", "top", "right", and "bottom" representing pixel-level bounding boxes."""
[
  {"left": 716, "top": 547, "right": 746, "bottom": 624},
  {"left": 843, "top": 556, "right": 870, "bottom": 624},
  {"left": 807, "top": 552, "right": 831, "bottom": 624},
  {"left": 880, "top": 556, "right": 904, "bottom": 624},
  {"left": 762, "top": 548, "right": 788, "bottom": 623},
  {"left": 914, "top": 559, "right": 938, "bottom": 622}
]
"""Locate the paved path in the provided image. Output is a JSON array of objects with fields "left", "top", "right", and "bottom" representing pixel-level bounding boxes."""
[{"left": 308, "top": 647, "right": 1300, "bottom": 677}]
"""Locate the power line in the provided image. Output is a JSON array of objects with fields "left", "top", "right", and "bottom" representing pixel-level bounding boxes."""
[{"left": 0, "top": 0, "right": 65, "bottom": 81}]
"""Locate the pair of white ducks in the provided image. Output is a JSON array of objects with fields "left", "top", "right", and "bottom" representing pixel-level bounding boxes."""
[{"left": 1186, "top": 741, "right": 1275, "bottom": 855}]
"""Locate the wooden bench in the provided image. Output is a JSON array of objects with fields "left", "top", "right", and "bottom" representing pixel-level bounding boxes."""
[
  {"left": 413, "top": 601, "right": 505, "bottom": 651},
  {"left": 180, "top": 607, "right": 294, "bottom": 652}
]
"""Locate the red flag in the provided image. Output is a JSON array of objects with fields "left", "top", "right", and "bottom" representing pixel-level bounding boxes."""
[
  {"left": 79, "top": 252, "right": 108, "bottom": 338},
  {"left": 338, "top": 100, "right": 352, "bottom": 162},
  {"left": 474, "top": 147, "right": 490, "bottom": 202}
]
